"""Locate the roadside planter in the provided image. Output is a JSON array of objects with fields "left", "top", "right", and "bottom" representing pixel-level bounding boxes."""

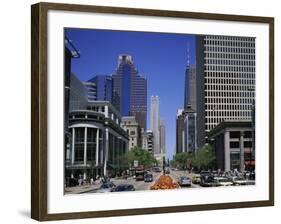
[{"left": 150, "top": 175, "right": 178, "bottom": 190}]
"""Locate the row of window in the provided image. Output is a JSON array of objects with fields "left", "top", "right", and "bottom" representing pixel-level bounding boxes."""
[
  {"left": 230, "top": 131, "right": 252, "bottom": 138},
  {"left": 205, "top": 65, "right": 255, "bottom": 72},
  {"left": 205, "top": 47, "right": 255, "bottom": 55},
  {"left": 230, "top": 141, "right": 253, "bottom": 148},
  {"left": 205, "top": 36, "right": 255, "bottom": 44},
  {"left": 205, "top": 111, "right": 252, "bottom": 120},
  {"left": 205, "top": 59, "right": 255, "bottom": 66}
]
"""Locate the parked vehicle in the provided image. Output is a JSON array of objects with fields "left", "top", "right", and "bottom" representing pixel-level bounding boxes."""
[
  {"left": 192, "top": 174, "right": 201, "bottom": 184},
  {"left": 214, "top": 177, "right": 233, "bottom": 187},
  {"left": 200, "top": 175, "right": 215, "bottom": 187},
  {"left": 152, "top": 167, "right": 162, "bottom": 173},
  {"left": 178, "top": 176, "right": 191, "bottom": 187},
  {"left": 144, "top": 173, "right": 153, "bottom": 182},
  {"left": 111, "top": 184, "right": 135, "bottom": 192},
  {"left": 231, "top": 176, "right": 247, "bottom": 186},
  {"left": 96, "top": 182, "right": 116, "bottom": 193}
]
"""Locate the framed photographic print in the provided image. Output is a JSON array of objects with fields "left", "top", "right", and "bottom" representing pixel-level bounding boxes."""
[{"left": 31, "top": 2, "right": 274, "bottom": 221}]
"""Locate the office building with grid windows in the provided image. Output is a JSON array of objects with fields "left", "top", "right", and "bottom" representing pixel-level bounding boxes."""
[{"left": 196, "top": 35, "right": 256, "bottom": 148}]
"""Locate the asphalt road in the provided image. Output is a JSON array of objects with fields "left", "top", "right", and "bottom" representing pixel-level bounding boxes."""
[
  {"left": 85, "top": 170, "right": 202, "bottom": 194},
  {"left": 168, "top": 170, "right": 200, "bottom": 188}
]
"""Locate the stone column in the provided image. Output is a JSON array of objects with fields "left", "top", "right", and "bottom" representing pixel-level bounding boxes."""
[
  {"left": 84, "top": 127, "right": 88, "bottom": 166},
  {"left": 71, "top": 128, "right": 75, "bottom": 165},
  {"left": 224, "top": 131, "right": 230, "bottom": 171},
  {"left": 240, "top": 131, "right": 245, "bottom": 171},
  {"left": 83, "top": 127, "right": 87, "bottom": 180},
  {"left": 95, "top": 129, "right": 99, "bottom": 167},
  {"left": 103, "top": 128, "right": 109, "bottom": 176}
]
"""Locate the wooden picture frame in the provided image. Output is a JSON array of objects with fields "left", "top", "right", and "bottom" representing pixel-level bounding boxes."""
[{"left": 31, "top": 2, "right": 274, "bottom": 221}]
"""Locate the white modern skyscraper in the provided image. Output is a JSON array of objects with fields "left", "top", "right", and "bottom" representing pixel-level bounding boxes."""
[
  {"left": 159, "top": 118, "right": 166, "bottom": 154},
  {"left": 150, "top": 96, "right": 160, "bottom": 154}
]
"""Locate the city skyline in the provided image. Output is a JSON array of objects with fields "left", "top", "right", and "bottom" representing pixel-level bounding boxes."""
[
  {"left": 64, "top": 30, "right": 256, "bottom": 195},
  {"left": 65, "top": 28, "right": 196, "bottom": 159}
]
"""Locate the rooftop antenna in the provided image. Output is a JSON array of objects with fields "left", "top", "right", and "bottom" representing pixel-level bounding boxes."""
[{"left": 187, "top": 41, "right": 190, "bottom": 67}]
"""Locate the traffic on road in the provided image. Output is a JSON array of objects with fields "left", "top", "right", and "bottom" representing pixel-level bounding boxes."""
[{"left": 65, "top": 167, "right": 255, "bottom": 194}]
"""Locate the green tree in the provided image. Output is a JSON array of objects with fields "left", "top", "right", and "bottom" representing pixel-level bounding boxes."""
[
  {"left": 193, "top": 144, "right": 215, "bottom": 170},
  {"left": 126, "top": 147, "right": 157, "bottom": 168},
  {"left": 172, "top": 152, "right": 194, "bottom": 170}
]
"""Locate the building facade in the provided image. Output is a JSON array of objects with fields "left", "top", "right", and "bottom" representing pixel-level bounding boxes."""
[
  {"left": 208, "top": 121, "right": 254, "bottom": 171},
  {"left": 83, "top": 81, "right": 97, "bottom": 101},
  {"left": 187, "top": 65, "right": 197, "bottom": 110},
  {"left": 87, "top": 75, "right": 113, "bottom": 102},
  {"left": 112, "top": 55, "right": 147, "bottom": 130},
  {"left": 66, "top": 101, "right": 129, "bottom": 180},
  {"left": 142, "top": 129, "right": 154, "bottom": 153},
  {"left": 196, "top": 35, "right": 256, "bottom": 147},
  {"left": 183, "top": 105, "right": 197, "bottom": 153},
  {"left": 150, "top": 96, "right": 160, "bottom": 154},
  {"left": 121, "top": 116, "right": 141, "bottom": 150},
  {"left": 69, "top": 74, "right": 88, "bottom": 111},
  {"left": 176, "top": 109, "right": 186, "bottom": 153}
]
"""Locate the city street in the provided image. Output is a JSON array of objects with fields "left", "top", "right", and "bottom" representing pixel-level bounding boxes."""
[
  {"left": 65, "top": 170, "right": 203, "bottom": 194},
  {"left": 85, "top": 171, "right": 163, "bottom": 193},
  {"left": 169, "top": 170, "right": 200, "bottom": 188}
]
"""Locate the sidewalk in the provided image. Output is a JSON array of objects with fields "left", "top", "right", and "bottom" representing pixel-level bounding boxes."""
[{"left": 65, "top": 183, "right": 101, "bottom": 194}]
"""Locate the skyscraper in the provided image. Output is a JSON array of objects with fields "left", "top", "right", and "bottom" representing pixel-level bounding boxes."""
[
  {"left": 183, "top": 105, "right": 197, "bottom": 153},
  {"left": 83, "top": 81, "right": 97, "bottom": 101},
  {"left": 159, "top": 118, "right": 166, "bottom": 154},
  {"left": 86, "top": 75, "right": 113, "bottom": 102},
  {"left": 196, "top": 35, "right": 256, "bottom": 147},
  {"left": 176, "top": 109, "right": 186, "bottom": 153},
  {"left": 112, "top": 55, "right": 147, "bottom": 129},
  {"left": 150, "top": 96, "right": 160, "bottom": 154},
  {"left": 184, "top": 42, "right": 197, "bottom": 110},
  {"left": 184, "top": 65, "right": 196, "bottom": 110}
]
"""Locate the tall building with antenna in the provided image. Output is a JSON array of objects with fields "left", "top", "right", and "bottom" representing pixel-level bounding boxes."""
[{"left": 184, "top": 42, "right": 196, "bottom": 110}]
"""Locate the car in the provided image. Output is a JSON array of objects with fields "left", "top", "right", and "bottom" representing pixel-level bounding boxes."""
[
  {"left": 144, "top": 173, "right": 153, "bottom": 182},
  {"left": 111, "top": 184, "right": 135, "bottom": 192},
  {"left": 214, "top": 177, "right": 233, "bottom": 187},
  {"left": 192, "top": 174, "right": 201, "bottom": 184},
  {"left": 152, "top": 167, "right": 162, "bottom": 173},
  {"left": 165, "top": 168, "right": 170, "bottom": 174},
  {"left": 96, "top": 182, "right": 116, "bottom": 193},
  {"left": 200, "top": 175, "right": 215, "bottom": 187},
  {"left": 178, "top": 176, "right": 191, "bottom": 187},
  {"left": 231, "top": 176, "right": 247, "bottom": 186},
  {"left": 136, "top": 175, "right": 144, "bottom": 181},
  {"left": 200, "top": 170, "right": 212, "bottom": 177}
]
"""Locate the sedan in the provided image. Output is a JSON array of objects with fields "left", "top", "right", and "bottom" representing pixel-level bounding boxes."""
[
  {"left": 192, "top": 174, "right": 201, "bottom": 184},
  {"left": 178, "top": 176, "right": 191, "bottom": 187},
  {"left": 144, "top": 173, "right": 153, "bottom": 182},
  {"left": 214, "top": 177, "right": 233, "bottom": 187},
  {"left": 111, "top": 184, "right": 135, "bottom": 192},
  {"left": 96, "top": 182, "right": 116, "bottom": 193}
]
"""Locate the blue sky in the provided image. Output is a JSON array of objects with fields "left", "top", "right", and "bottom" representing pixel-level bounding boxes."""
[{"left": 65, "top": 28, "right": 196, "bottom": 160}]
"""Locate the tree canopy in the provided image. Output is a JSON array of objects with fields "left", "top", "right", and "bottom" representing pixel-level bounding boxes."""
[
  {"left": 126, "top": 146, "right": 157, "bottom": 168},
  {"left": 171, "top": 144, "right": 215, "bottom": 170}
]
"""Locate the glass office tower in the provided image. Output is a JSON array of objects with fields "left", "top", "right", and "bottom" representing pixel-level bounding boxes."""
[{"left": 112, "top": 55, "right": 147, "bottom": 130}]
